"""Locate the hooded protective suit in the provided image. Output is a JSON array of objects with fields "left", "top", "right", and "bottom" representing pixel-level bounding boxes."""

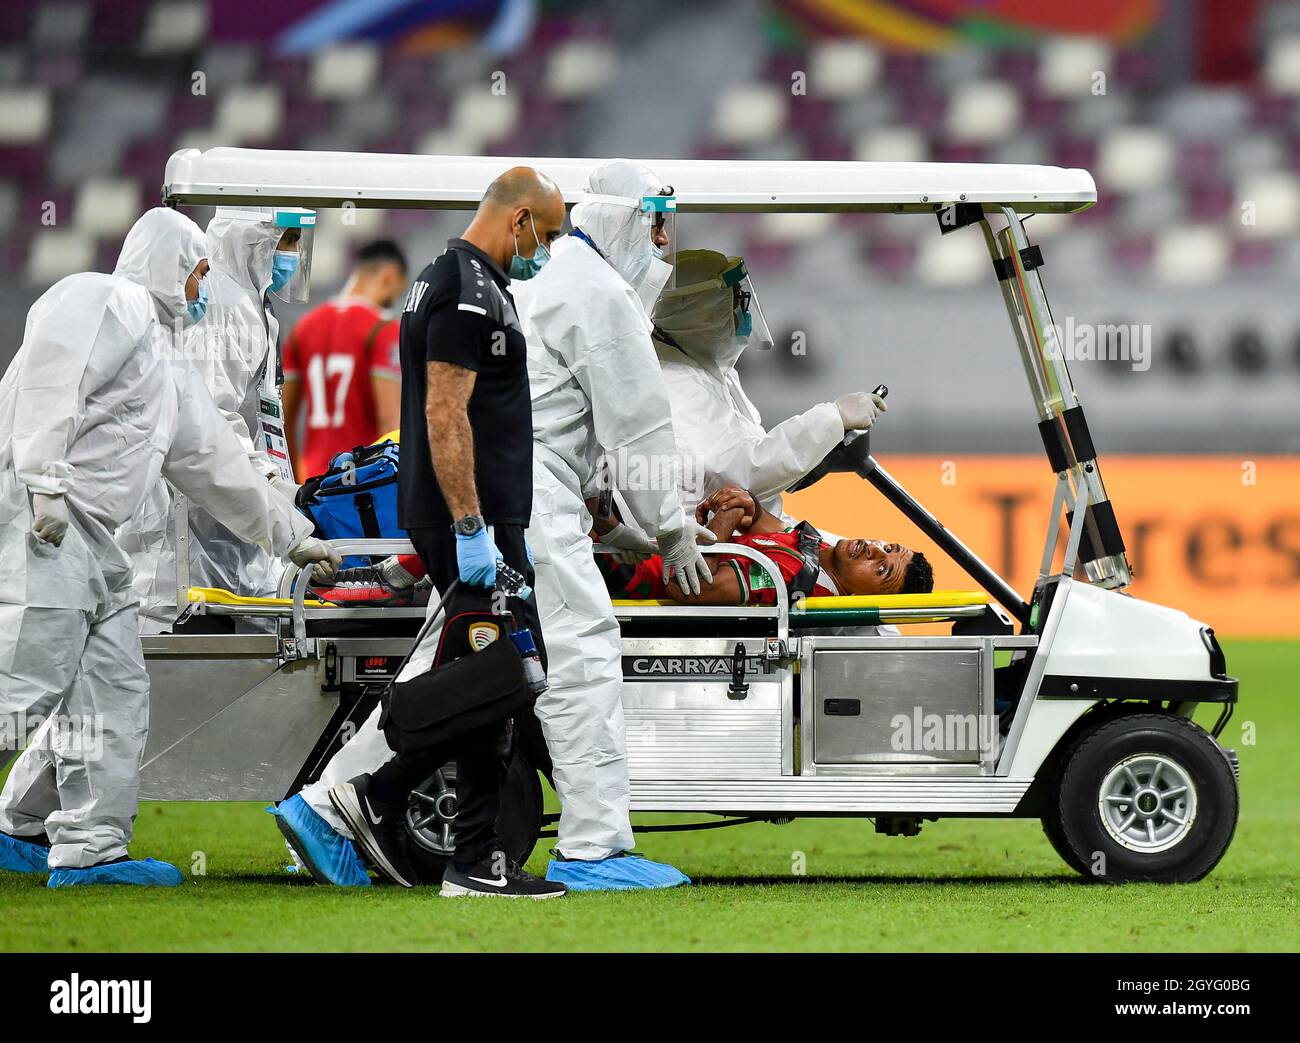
[
  {"left": 0, "top": 208, "right": 315, "bottom": 868},
  {"left": 516, "top": 160, "right": 696, "bottom": 861},
  {"left": 651, "top": 250, "right": 846, "bottom": 523},
  {"left": 126, "top": 207, "right": 290, "bottom": 629}
]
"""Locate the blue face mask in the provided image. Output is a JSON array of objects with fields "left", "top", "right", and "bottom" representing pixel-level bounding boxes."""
[
  {"left": 269, "top": 250, "right": 299, "bottom": 294},
  {"left": 185, "top": 279, "right": 208, "bottom": 327},
  {"left": 509, "top": 213, "right": 550, "bottom": 281},
  {"left": 734, "top": 306, "right": 753, "bottom": 338}
]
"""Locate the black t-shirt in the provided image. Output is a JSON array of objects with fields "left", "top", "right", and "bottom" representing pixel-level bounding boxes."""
[{"left": 397, "top": 238, "right": 532, "bottom": 529}]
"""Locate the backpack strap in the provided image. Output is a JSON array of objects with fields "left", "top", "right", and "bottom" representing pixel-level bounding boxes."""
[{"left": 786, "top": 521, "right": 825, "bottom": 602}]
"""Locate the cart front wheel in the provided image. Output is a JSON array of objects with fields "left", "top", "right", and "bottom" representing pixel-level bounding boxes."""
[{"left": 1045, "top": 712, "right": 1238, "bottom": 884}]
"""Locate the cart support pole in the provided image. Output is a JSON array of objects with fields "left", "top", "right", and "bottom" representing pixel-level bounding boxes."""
[
  {"left": 862, "top": 456, "right": 1031, "bottom": 625},
  {"left": 978, "top": 207, "right": 1132, "bottom": 591}
]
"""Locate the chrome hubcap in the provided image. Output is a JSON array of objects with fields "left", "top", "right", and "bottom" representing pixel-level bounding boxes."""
[
  {"left": 406, "top": 765, "right": 458, "bottom": 856},
  {"left": 1098, "top": 753, "right": 1197, "bottom": 853}
]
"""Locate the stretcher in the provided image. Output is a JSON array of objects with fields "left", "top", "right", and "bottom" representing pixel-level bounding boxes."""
[{"left": 137, "top": 150, "right": 1241, "bottom": 884}]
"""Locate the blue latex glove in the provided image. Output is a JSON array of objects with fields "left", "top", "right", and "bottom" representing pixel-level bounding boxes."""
[
  {"left": 456, "top": 527, "right": 503, "bottom": 587},
  {"left": 525, "top": 538, "right": 535, "bottom": 567}
]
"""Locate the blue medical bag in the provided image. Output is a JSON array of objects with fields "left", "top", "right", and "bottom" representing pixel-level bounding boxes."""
[{"left": 297, "top": 440, "right": 403, "bottom": 566}]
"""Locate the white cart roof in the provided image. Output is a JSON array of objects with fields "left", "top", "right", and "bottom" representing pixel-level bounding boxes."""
[{"left": 163, "top": 147, "right": 1096, "bottom": 214}]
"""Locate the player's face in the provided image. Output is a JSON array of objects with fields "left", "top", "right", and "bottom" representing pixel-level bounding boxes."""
[
  {"left": 376, "top": 263, "right": 407, "bottom": 309},
  {"left": 832, "top": 539, "right": 914, "bottom": 595}
]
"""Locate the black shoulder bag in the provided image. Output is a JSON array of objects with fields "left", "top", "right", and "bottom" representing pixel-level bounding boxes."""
[{"left": 378, "top": 582, "right": 537, "bottom": 756}]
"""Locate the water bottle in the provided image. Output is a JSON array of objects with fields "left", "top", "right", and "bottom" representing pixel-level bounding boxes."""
[
  {"left": 508, "top": 628, "right": 548, "bottom": 696},
  {"left": 496, "top": 562, "right": 533, "bottom": 601}
]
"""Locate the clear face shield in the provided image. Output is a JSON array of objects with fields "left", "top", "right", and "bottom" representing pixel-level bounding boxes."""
[
  {"left": 270, "top": 207, "right": 316, "bottom": 303},
  {"left": 720, "top": 257, "right": 773, "bottom": 352},
  {"left": 641, "top": 191, "right": 675, "bottom": 264}
]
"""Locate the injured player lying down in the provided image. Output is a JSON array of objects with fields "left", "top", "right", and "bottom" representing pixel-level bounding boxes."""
[{"left": 596, "top": 484, "right": 933, "bottom": 605}]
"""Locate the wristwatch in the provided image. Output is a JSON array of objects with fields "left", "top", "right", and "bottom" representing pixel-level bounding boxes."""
[{"left": 452, "top": 514, "right": 486, "bottom": 537}]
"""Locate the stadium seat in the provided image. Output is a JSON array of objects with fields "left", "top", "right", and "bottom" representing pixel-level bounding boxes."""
[
  {"left": 1263, "top": 34, "right": 1300, "bottom": 95},
  {"left": 711, "top": 83, "right": 787, "bottom": 146},
  {"left": 1235, "top": 171, "right": 1300, "bottom": 238},
  {"left": 26, "top": 226, "right": 95, "bottom": 284},
  {"left": 31, "top": 2, "right": 92, "bottom": 51},
  {"left": 213, "top": 84, "right": 284, "bottom": 145},
  {"left": 1151, "top": 225, "right": 1230, "bottom": 285},
  {"left": 809, "top": 39, "right": 880, "bottom": 99},
  {"left": 854, "top": 126, "right": 927, "bottom": 164},
  {"left": 310, "top": 43, "right": 380, "bottom": 100},
  {"left": 1097, "top": 126, "right": 1173, "bottom": 192},
  {"left": 73, "top": 176, "right": 141, "bottom": 237},
  {"left": 1038, "top": 36, "right": 1112, "bottom": 97},
  {"left": 0, "top": 86, "right": 49, "bottom": 143},
  {"left": 141, "top": 1, "right": 209, "bottom": 54},
  {"left": 544, "top": 38, "right": 617, "bottom": 99}
]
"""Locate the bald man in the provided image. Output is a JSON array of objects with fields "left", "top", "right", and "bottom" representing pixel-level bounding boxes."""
[{"left": 275, "top": 168, "right": 568, "bottom": 898}]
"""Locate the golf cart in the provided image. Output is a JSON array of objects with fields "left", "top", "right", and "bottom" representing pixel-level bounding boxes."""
[{"left": 139, "top": 149, "right": 1239, "bottom": 884}]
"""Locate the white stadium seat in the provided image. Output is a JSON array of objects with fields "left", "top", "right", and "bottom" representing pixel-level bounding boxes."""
[
  {"left": 214, "top": 84, "right": 284, "bottom": 145},
  {"left": 1038, "top": 36, "right": 1112, "bottom": 97},
  {"left": 310, "top": 44, "right": 380, "bottom": 100},
  {"left": 1097, "top": 125, "right": 1173, "bottom": 192},
  {"left": 915, "top": 225, "right": 988, "bottom": 286},
  {"left": 545, "top": 39, "right": 618, "bottom": 100},
  {"left": 946, "top": 80, "right": 1021, "bottom": 143},
  {"left": 810, "top": 39, "right": 881, "bottom": 99},
  {"left": 1152, "top": 225, "right": 1230, "bottom": 285},
  {"left": 0, "top": 87, "right": 50, "bottom": 143},
  {"left": 73, "top": 177, "right": 142, "bottom": 237},
  {"left": 1236, "top": 171, "right": 1300, "bottom": 239},
  {"left": 711, "top": 82, "right": 787, "bottom": 146},
  {"left": 447, "top": 86, "right": 521, "bottom": 149},
  {"left": 26, "top": 228, "right": 96, "bottom": 285},
  {"left": 1263, "top": 34, "right": 1300, "bottom": 95},
  {"left": 141, "top": 1, "right": 210, "bottom": 55},
  {"left": 853, "top": 126, "right": 928, "bottom": 164}
]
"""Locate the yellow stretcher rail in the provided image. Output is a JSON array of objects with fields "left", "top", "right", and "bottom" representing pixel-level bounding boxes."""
[
  {"left": 188, "top": 586, "right": 333, "bottom": 609},
  {"left": 610, "top": 591, "right": 988, "bottom": 610}
]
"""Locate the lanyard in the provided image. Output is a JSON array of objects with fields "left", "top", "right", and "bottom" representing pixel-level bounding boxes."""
[{"left": 570, "top": 227, "right": 605, "bottom": 260}]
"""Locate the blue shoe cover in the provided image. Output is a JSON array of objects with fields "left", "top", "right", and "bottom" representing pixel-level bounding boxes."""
[
  {"left": 0, "top": 832, "right": 50, "bottom": 874},
  {"left": 268, "top": 794, "right": 370, "bottom": 887},
  {"left": 48, "top": 858, "right": 184, "bottom": 887},
  {"left": 545, "top": 853, "right": 690, "bottom": 891}
]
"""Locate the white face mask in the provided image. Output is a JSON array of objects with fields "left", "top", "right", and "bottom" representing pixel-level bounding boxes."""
[{"left": 635, "top": 254, "right": 673, "bottom": 313}]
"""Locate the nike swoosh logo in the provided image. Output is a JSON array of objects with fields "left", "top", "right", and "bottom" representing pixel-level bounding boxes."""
[
  {"left": 468, "top": 875, "right": 508, "bottom": 888},
  {"left": 362, "top": 795, "right": 383, "bottom": 827}
]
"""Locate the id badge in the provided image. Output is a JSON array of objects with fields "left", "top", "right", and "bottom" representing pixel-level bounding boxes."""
[{"left": 259, "top": 392, "right": 295, "bottom": 483}]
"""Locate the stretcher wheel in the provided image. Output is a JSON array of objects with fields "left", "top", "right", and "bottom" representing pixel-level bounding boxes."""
[
  {"left": 1044, "top": 712, "right": 1238, "bottom": 884},
  {"left": 402, "top": 748, "right": 544, "bottom": 885}
]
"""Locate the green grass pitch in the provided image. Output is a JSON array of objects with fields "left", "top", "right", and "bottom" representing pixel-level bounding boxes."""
[{"left": 1, "top": 639, "right": 1296, "bottom": 952}]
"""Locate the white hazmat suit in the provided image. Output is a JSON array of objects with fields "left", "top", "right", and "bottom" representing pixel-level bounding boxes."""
[
  {"left": 0, "top": 208, "right": 317, "bottom": 868},
  {"left": 126, "top": 207, "right": 292, "bottom": 628},
  {"left": 651, "top": 250, "right": 849, "bottom": 524},
  {"left": 517, "top": 160, "right": 703, "bottom": 860}
]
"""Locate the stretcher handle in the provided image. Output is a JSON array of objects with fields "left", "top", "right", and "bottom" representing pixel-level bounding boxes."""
[
  {"left": 592, "top": 541, "right": 789, "bottom": 640},
  {"left": 283, "top": 538, "right": 417, "bottom": 648}
]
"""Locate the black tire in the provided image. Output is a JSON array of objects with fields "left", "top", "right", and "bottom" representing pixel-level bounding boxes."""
[
  {"left": 402, "top": 749, "right": 544, "bottom": 885},
  {"left": 1046, "top": 712, "right": 1238, "bottom": 884}
]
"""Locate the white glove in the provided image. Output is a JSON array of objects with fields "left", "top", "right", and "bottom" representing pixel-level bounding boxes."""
[
  {"left": 30, "top": 492, "right": 69, "bottom": 547},
  {"left": 601, "top": 523, "right": 657, "bottom": 564},
  {"left": 288, "top": 537, "right": 342, "bottom": 583},
  {"left": 376, "top": 554, "right": 419, "bottom": 590},
  {"left": 834, "top": 390, "right": 888, "bottom": 432},
  {"left": 657, "top": 519, "right": 717, "bottom": 596},
  {"left": 270, "top": 474, "right": 302, "bottom": 504}
]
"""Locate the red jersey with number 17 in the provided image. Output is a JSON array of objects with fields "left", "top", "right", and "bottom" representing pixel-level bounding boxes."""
[{"left": 282, "top": 298, "right": 401, "bottom": 479}]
